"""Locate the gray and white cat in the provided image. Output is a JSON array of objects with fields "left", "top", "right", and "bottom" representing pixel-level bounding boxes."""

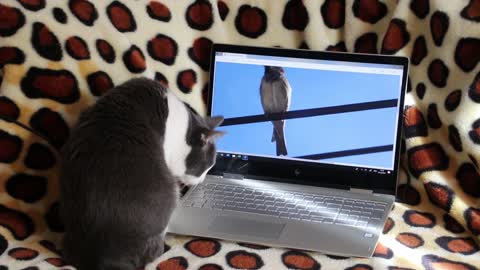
[{"left": 59, "top": 77, "right": 223, "bottom": 270}]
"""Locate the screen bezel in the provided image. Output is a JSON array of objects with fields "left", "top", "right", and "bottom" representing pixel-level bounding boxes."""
[{"left": 207, "top": 43, "right": 408, "bottom": 196}]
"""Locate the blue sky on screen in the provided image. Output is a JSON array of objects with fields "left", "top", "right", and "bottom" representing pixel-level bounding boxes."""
[{"left": 211, "top": 61, "right": 402, "bottom": 169}]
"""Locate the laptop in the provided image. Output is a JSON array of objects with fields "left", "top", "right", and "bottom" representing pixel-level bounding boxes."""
[{"left": 167, "top": 44, "right": 408, "bottom": 257}]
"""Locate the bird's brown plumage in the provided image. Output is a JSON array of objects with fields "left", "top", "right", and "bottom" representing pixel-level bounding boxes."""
[{"left": 260, "top": 66, "right": 292, "bottom": 156}]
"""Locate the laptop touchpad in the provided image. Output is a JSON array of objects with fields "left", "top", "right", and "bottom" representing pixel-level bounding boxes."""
[{"left": 209, "top": 216, "right": 285, "bottom": 239}]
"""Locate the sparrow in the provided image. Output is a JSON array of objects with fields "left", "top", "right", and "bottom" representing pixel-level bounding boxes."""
[{"left": 260, "top": 66, "right": 292, "bottom": 156}]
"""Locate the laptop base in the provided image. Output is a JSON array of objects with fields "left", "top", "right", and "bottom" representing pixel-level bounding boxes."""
[{"left": 167, "top": 176, "right": 394, "bottom": 258}]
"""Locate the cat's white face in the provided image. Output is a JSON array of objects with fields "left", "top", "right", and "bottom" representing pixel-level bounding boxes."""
[
  {"left": 183, "top": 164, "right": 213, "bottom": 186},
  {"left": 163, "top": 91, "right": 220, "bottom": 186}
]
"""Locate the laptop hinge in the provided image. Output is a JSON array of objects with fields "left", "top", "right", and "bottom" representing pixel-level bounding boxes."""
[
  {"left": 350, "top": 188, "right": 373, "bottom": 194},
  {"left": 223, "top": 173, "right": 244, "bottom": 180}
]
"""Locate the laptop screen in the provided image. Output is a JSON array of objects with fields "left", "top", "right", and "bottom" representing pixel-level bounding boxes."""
[{"left": 208, "top": 44, "right": 407, "bottom": 194}]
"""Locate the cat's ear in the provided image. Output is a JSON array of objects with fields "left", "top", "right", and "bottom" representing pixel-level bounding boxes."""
[
  {"left": 201, "top": 130, "right": 225, "bottom": 145},
  {"left": 206, "top": 116, "right": 224, "bottom": 129}
]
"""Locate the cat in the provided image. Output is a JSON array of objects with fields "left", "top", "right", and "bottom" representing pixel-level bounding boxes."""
[{"left": 59, "top": 77, "right": 224, "bottom": 270}]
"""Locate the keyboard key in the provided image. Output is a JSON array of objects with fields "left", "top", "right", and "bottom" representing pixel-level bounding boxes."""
[
  {"left": 188, "top": 192, "right": 202, "bottom": 198},
  {"left": 215, "top": 202, "right": 225, "bottom": 207},
  {"left": 300, "top": 214, "right": 310, "bottom": 220},
  {"left": 362, "top": 211, "right": 372, "bottom": 216},
  {"left": 310, "top": 212, "right": 328, "bottom": 218},
  {"left": 333, "top": 199, "right": 343, "bottom": 204},
  {"left": 213, "top": 197, "right": 224, "bottom": 202},
  {"left": 224, "top": 206, "right": 275, "bottom": 216},
  {"left": 347, "top": 215, "right": 358, "bottom": 222},
  {"left": 351, "top": 210, "right": 362, "bottom": 215},
  {"left": 335, "top": 219, "right": 352, "bottom": 225},
  {"left": 299, "top": 210, "right": 309, "bottom": 215},
  {"left": 297, "top": 203, "right": 308, "bottom": 209},
  {"left": 356, "top": 221, "right": 368, "bottom": 227},
  {"left": 286, "top": 203, "right": 296, "bottom": 209},
  {"left": 246, "top": 203, "right": 256, "bottom": 209},
  {"left": 263, "top": 210, "right": 279, "bottom": 216},
  {"left": 275, "top": 202, "right": 286, "bottom": 208},
  {"left": 358, "top": 217, "right": 369, "bottom": 223},
  {"left": 182, "top": 201, "right": 193, "bottom": 206},
  {"left": 288, "top": 209, "right": 297, "bottom": 214},
  {"left": 372, "top": 210, "right": 383, "bottom": 219},
  {"left": 254, "top": 199, "right": 264, "bottom": 204},
  {"left": 264, "top": 191, "right": 274, "bottom": 197},
  {"left": 355, "top": 201, "right": 365, "bottom": 208},
  {"left": 324, "top": 218, "right": 334, "bottom": 223},
  {"left": 320, "top": 208, "right": 339, "bottom": 214},
  {"left": 225, "top": 201, "right": 236, "bottom": 207},
  {"left": 327, "top": 203, "right": 342, "bottom": 209},
  {"left": 365, "top": 202, "right": 375, "bottom": 206},
  {"left": 312, "top": 217, "right": 324, "bottom": 223},
  {"left": 235, "top": 203, "right": 246, "bottom": 208},
  {"left": 204, "top": 201, "right": 214, "bottom": 209}
]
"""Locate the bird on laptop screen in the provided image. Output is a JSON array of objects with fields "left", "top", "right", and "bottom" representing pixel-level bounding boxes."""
[{"left": 260, "top": 66, "right": 292, "bottom": 156}]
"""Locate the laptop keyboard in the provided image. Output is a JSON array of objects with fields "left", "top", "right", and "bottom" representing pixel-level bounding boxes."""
[{"left": 182, "top": 183, "right": 388, "bottom": 229}]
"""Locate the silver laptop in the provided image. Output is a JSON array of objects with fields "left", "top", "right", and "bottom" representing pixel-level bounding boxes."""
[{"left": 167, "top": 44, "right": 408, "bottom": 258}]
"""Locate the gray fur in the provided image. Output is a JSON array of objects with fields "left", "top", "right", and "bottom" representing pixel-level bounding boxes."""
[{"left": 60, "top": 77, "right": 223, "bottom": 270}]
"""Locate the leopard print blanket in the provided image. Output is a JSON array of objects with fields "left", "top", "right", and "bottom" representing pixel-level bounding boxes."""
[{"left": 0, "top": 0, "right": 479, "bottom": 269}]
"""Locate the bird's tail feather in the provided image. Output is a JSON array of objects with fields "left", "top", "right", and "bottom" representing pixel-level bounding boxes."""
[{"left": 272, "top": 120, "right": 287, "bottom": 156}]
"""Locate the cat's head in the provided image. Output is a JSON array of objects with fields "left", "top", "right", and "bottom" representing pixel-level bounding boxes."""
[{"left": 182, "top": 114, "right": 225, "bottom": 186}]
